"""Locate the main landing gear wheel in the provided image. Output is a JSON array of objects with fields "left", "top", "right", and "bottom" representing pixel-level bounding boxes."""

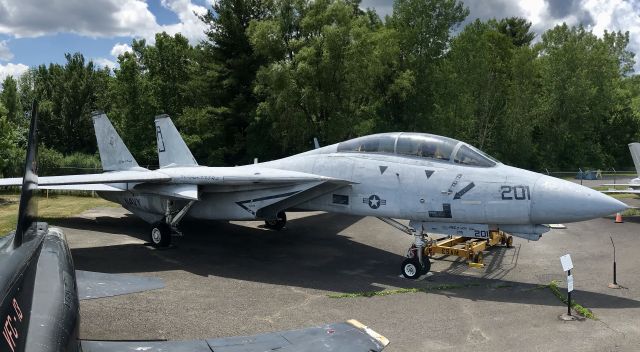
[
  {"left": 265, "top": 211, "right": 287, "bottom": 230},
  {"left": 150, "top": 222, "right": 172, "bottom": 248},
  {"left": 473, "top": 252, "right": 484, "bottom": 265},
  {"left": 506, "top": 235, "right": 513, "bottom": 248},
  {"left": 401, "top": 257, "right": 430, "bottom": 280}
]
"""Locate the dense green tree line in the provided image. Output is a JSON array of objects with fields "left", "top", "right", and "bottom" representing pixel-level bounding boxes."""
[{"left": 0, "top": 0, "right": 639, "bottom": 176}]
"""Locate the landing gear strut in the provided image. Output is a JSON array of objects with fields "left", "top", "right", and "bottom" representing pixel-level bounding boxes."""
[
  {"left": 376, "top": 217, "right": 431, "bottom": 279},
  {"left": 264, "top": 211, "right": 287, "bottom": 230},
  {"left": 149, "top": 200, "right": 196, "bottom": 248}
]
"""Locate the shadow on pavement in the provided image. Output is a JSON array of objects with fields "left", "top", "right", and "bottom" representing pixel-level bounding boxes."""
[{"left": 52, "top": 211, "right": 640, "bottom": 310}]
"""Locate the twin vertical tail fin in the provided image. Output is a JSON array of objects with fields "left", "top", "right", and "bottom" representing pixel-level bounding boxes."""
[
  {"left": 155, "top": 114, "right": 198, "bottom": 168},
  {"left": 13, "top": 101, "right": 39, "bottom": 249},
  {"left": 92, "top": 112, "right": 141, "bottom": 171},
  {"left": 629, "top": 143, "right": 640, "bottom": 177}
]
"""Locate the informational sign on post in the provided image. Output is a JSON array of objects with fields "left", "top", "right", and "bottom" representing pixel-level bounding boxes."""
[
  {"left": 560, "top": 254, "right": 574, "bottom": 317},
  {"left": 560, "top": 254, "right": 573, "bottom": 272}
]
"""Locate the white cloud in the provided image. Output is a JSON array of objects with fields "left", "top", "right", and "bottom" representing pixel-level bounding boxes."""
[
  {"left": 0, "top": 63, "right": 28, "bottom": 81},
  {"left": 158, "top": 0, "right": 209, "bottom": 43},
  {"left": 0, "top": 0, "right": 158, "bottom": 38},
  {"left": 0, "top": 40, "right": 12, "bottom": 61},
  {"left": 110, "top": 43, "right": 133, "bottom": 58},
  {"left": 360, "top": 0, "right": 640, "bottom": 72},
  {"left": 93, "top": 57, "right": 118, "bottom": 70},
  {"left": 0, "top": 0, "right": 209, "bottom": 44}
]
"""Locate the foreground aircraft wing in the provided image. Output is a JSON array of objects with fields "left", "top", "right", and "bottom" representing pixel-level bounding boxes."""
[{"left": 81, "top": 319, "right": 389, "bottom": 352}]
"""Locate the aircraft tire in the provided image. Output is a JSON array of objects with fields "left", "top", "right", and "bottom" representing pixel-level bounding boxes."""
[
  {"left": 506, "top": 236, "right": 513, "bottom": 248},
  {"left": 264, "top": 211, "right": 287, "bottom": 230},
  {"left": 150, "top": 222, "right": 172, "bottom": 248},
  {"left": 401, "top": 258, "right": 426, "bottom": 279}
]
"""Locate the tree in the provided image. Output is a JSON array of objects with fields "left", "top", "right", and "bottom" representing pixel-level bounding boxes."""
[
  {"left": 248, "top": 0, "right": 411, "bottom": 156},
  {"left": 110, "top": 46, "right": 159, "bottom": 165},
  {"left": 388, "top": 0, "right": 468, "bottom": 131},
  {"left": 198, "top": 0, "right": 271, "bottom": 164},
  {"left": 0, "top": 76, "right": 20, "bottom": 124},
  {"left": 535, "top": 24, "right": 637, "bottom": 169},
  {"left": 493, "top": 17, "right": 536, "bottom": 47}
]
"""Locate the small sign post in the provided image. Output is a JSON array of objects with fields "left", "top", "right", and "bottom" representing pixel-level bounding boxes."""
[
  {"left": 608, "top": 236, "right": 621, "bottom": 289},
  {"left": 560, "top": 254, "right": 574, "bottom": 318}
]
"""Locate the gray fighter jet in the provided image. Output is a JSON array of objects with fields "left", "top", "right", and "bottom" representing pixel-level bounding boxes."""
[
  {"left": 0, "top": 113, "right": 627, "bottom": 278},
  {"left": 1, "top": 103, "right": 389, "bottom": 352}
]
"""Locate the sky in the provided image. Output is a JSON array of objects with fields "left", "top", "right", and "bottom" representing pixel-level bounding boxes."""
[{"left": 0, "top": 0, "right": 639, "bottom": 81}]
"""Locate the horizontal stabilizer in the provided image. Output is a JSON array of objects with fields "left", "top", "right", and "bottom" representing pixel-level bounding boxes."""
[
  {"left": 76, "top": 271, "right": 165, "bottom": 300},
  {"left": 81, "top": 320, "right": 388, "bottom": 351}
]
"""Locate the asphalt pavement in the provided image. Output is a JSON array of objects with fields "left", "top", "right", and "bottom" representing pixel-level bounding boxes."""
[{"left": 58, "top": 204, "right": 640, "bottom": 352}]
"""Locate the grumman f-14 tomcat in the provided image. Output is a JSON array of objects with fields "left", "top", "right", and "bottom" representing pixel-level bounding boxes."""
[
  {"left": 0, "top": 112, "right": 627, "bottom": 279},
  {"left": 0, "top": 104, "right": 389, "bottom": 352}
]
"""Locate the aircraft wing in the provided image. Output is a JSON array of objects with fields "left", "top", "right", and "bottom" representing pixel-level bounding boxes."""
[
  {"left": 0, "top": 170, "right": 171, "bottom": 187},
  {"left": 0, "top": 168, "right": 346, "bottom": 187},
  {"left": 601, "top": 183, "right": 640, "bottom": 187},
  {"left": 601, "top": 189, "right": 640, "bottom": 194},
  {"left": 81, "top": 319, "right": 389, "bottom": 352}
]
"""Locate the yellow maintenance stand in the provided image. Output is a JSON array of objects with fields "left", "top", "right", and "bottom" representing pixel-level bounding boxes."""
[{"left": 426, "top": 230, "right": 513, "bottom": 268}]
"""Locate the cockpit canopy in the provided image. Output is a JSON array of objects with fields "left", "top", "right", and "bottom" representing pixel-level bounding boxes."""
[{"left": 337, "top": 133, "right": 498, "bottom": 167}]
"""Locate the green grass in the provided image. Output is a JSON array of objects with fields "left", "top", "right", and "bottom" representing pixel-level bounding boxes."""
[
  {"left": 329, "top": 280, "right": 595, "bottom": 320},
  {"left": 622, "top": 208, "right": 640, "bottom": 216},
  {"left": 327, "top": 282, "right": 515, "bottom": 298},
  {"left": 0, "top": 194, "right": 117, "bottom": 235},
  {"left": 547, "top": 280, "right": 596, "bottom": 320}
]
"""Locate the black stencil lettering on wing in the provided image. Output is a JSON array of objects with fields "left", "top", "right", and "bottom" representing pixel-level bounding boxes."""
[{"left": 428, "top": 203, "right": 452, "bottom": 218}]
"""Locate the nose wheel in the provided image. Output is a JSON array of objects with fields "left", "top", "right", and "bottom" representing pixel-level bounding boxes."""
[
  {"left": 401, "top": 233, "right": 431, "bottom": 279},
  {"left": 401, "top": 257, "right": 430, "bottom": 279}
]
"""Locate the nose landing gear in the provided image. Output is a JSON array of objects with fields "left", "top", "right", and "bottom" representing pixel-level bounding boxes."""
[{"left": 401, "top": 247, "right": 431, "bottom": 279}]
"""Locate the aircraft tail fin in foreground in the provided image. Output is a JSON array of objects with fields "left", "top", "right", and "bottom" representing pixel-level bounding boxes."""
[
  {"left": 629, "top": 143, "right": 640, "bottom": 177},
  {"left": 13, "top": 101, "right": 39, "bottom": 249},
  {"left": 155, "top": 114, "right": 198, "bottom": 168},
  {"left": 92, "top": 112, "right": 140, "bottom": 171}
]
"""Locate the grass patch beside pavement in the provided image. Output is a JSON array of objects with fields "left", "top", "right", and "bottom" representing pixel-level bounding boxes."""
[
  {"left": 547, "top": 280, "right": 597, "bottom": 320},
  {"left": 0, "top": 195, "right": 116, "bottom": 235},
  {"left": 326, "top": 282, "right": 511, "bottom": 298}
]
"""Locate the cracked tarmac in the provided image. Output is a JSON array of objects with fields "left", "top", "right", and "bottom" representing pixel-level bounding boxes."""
[{"left": 57, "top": 204, "right": 640, "bottom": 352}]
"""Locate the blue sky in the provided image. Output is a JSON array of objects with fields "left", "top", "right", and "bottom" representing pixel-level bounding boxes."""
[
  {"left": 0, "top": 0, "right": 214, "bottom": 79},
  {"left": 0, "top": 0, "right": 639, "bottom": 80}
]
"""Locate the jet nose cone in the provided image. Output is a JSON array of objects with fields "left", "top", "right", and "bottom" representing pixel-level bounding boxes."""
[{"left": 531, "top": 175, "right": 628, "bottom": 224}]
